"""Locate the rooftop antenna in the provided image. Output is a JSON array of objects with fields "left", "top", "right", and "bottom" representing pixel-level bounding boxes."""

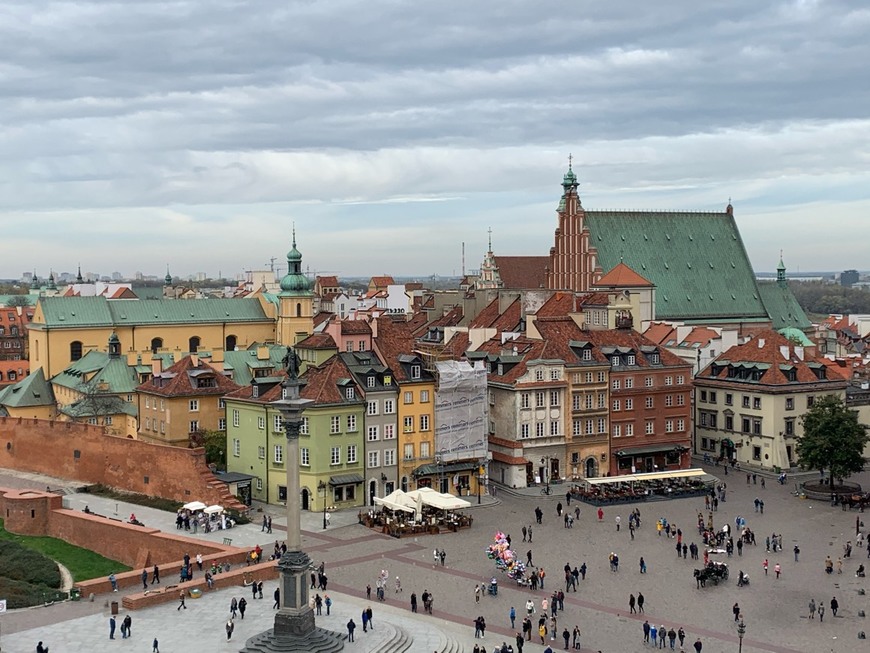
[{"left": 462, "top": 241, "right": 465, "bottom": 277}]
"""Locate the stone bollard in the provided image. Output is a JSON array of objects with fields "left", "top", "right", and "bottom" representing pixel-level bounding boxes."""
[
  {"left": 859, "top": 631, "right": 866, "bottom": 639},
  {"left": 860, "top": 610, "right": 866, "bottom": 618}
]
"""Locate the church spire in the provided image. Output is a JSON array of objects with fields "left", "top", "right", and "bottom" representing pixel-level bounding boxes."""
[
  {"left": 76, "top": 264, "right": 84, "bottom": 283},
  {"left": 164, "top": 265, "right": 172, "bottom": 286},
  {"left": 487, "top": 227, "right": 492, "bottom": 253},
  {"left": 776, "top": 251, "right": 787, "bottom": 288},
  {"left": 561, "top": 153, "right": 578, "bottom": 193}
]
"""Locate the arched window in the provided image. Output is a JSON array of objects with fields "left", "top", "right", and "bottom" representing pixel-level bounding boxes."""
[
  {"left": 225, "top": 335, "right": 237, "bottom": 351},
  {"left": 189, "top": 336, "right": 201, "bottom": 353},
  {"left": 150, "top": 337, "right": 163, "bottom": 354},
  {"left": 70, "top": 341, "right": 83, "bottom": 361},
  {"left": 296, "top": 303, "right": 302, "bottom": 318}
]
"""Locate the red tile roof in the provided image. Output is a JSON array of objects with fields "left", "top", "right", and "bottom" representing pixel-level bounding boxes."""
[
  {"left": 370, "top": 276, "right": 395, "bottom": 288},
  {"left": 468, "top": 297, "right": 502, "bottom": 329},
  {"left": 138, "top": 355, "right": 241, "bottom": 397},
  {"left": 680, "top": 326, "right": 719, "bottom": 348},
  {"left": 699, "top": 329, "right": 845, "bottom": 386},
  {"left": 594, "top": 262, "right": 654, "bottom": 288},
  {"left": 643, "top": 322, "right": 677, "bottom": 345},
  {"left": 313, "top": 311, "right": 333, "bottom": 328},
  {"left": 373, "top": 317, "right": 420, "bottom": 383},
  {"left": 300, "top": 356, "right": 362, "bottom": 405},
  {"left": 317, "top": 275, "right": 340, "bottom": 288},
  {"left": 296, "top": 333, "right": 338, "bottom": 349},
  {"left": 493, "top": 256, "right": 549, "bottom": 289},
  {"left": 340, "top": 319, "right": 373, "bottom": 335},
  {"left": 0, "top": 360, "right": 28, "bottom": 386}
]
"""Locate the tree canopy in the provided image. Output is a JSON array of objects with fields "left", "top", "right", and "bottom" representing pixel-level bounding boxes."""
[{"left": 796, "top": 395, "right": 869, "bottom": 482}]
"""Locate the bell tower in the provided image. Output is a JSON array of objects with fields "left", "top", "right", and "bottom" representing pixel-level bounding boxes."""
[{"left": 277, "top": 228, "right": 314, "bottom": 345}]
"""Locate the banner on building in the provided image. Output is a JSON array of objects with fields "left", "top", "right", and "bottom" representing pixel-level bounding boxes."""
[{"left": 435, "top": 360, "right": 488, "bottom": 463}]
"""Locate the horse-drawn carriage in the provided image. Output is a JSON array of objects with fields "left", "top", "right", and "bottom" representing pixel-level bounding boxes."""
[
  {"left": 694, "top": 561, "right": 729, "bottom": 588},
  {"left": 840, "top": 493, "right": 870, "bottom": 510}
]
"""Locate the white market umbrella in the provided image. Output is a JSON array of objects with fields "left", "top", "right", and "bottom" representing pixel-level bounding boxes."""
[
  {"left": 183, "top": 501, "right": 207, "bottom": 511},
  {"left": 203, "top": 505, "right": 224, "bottom": 515}
]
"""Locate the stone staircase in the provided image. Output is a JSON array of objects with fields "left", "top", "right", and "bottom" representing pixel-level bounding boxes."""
[
  {"left": 436, "top": 629, "right": 466, "bottom": 653},
  {"left": 371, "top": 621, "right": 413, "bottom": 653},
  {"left": 198, "top": 468, "right": 248, "bottom": 513}
]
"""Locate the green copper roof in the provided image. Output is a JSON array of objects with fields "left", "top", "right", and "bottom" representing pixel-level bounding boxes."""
[
  {"left": 778, "top": 327, "right": 813, "bottom": 346},
  {"left": 35, "top": 296, "right": 271, "bottom": 328},
  {"left": 585, "top": 211, "right": 769, "bottom": 321},
  {"left": 279, "top": 229, "right": 312, "bottom": 295},
  {"left": 60, "top": 396, "right": 137, "bottom": 418},
  {"left": 757, "top": 281, "right": 811, "bottom": 330},
  {"left": 51, "top": 350, "right": 140, "bottom": 394},
  {"left": 222, "top": 344, "right": 287, "bottom": 386},
  {"left": 0, "top": 368, "right": 55, "bottom": 408}
]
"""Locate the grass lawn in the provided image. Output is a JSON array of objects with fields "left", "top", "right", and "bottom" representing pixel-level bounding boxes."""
[{"left": 0, "top": 519, "right": 130, "bottom": 581}]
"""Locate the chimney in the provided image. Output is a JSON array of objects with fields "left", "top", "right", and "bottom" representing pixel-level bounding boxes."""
[
  {"left": 371, "top": 317, "right": 378, "bottom": 338},
  {"left": 151, "top": 357, "right": 162, "bottom": 377},
  {"left": 256, "top": 345, "right": 269, "bottom": 361}
]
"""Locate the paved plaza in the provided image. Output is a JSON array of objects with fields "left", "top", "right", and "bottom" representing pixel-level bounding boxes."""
[{"left": 1, "top": 463, "right": 868, "bottom": 653}]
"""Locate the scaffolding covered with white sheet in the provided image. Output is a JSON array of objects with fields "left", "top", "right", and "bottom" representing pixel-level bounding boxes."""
[{"left": 435, "top": 360, "right": 488, "bottom": 463}]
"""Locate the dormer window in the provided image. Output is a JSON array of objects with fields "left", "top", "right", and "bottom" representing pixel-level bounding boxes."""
[
  {"left": 384, "top": 375, "right": 392, "bottom": 386},
  {"left": 411, "top": 365, "right": 421, "bottom": 380},
  {"left": 497, "top": 364, "right": 504, "bottom": 375},
  {"left": 535, "top": 370, "right": 544, "bottom": 381},
  {"left": 582, "top": 349, "right": 592, "bottom": 361},
  {"left": 252, "top": 385, "right": 259, "bottom": 398},
  {"left": 611, "top": 356, "right": 620, "bottom": 367},
  {"left": 626, "top": 355, "right": 636, "bottom": 366},
  {"left": 345, "top": 387, "right": 355, "bottom": 400},
  {"left": 649, "top": 353, "right": 659, "bottom": 364},
  {"left": 367, "top": 376, "right": 376, "bottom": 388}
]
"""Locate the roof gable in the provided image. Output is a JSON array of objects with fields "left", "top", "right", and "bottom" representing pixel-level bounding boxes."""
[
  {"left": 492, "top": 256, "right": 549, "bottom": 289},
  {"left": 594, "top": 262, "right": 654, "bottom": 288}
]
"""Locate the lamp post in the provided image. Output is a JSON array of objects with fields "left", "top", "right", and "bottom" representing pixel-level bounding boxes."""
[
  {"left": 317, "top": 480, "right": 328, "bottom": 530},
  {"left": 241, "top": 348, "right": 344, "bottom": 653},
  {"left": 477, "top": 461, "right": 484, "bottom": 505},
  {"left": 736, "top": 616, "right": 746, "bottom": 653},
  {"left": 541, "top": 456, "right": 551, "bottom": 494}
]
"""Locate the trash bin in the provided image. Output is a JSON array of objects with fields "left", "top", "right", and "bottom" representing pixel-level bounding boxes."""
[
  {"left": 111, "top": 601, "right": 119, "bottom": 615},
  {"left": 70, "top": 588, "right": 81, "bottom": 601},
  {"left": 773, "top": 466, "right": 781, "bottom": 474}
]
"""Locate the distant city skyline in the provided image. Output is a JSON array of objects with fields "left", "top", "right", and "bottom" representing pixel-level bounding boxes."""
[{"left": 2, "top": 1, "right": 868, "bottom": 278}]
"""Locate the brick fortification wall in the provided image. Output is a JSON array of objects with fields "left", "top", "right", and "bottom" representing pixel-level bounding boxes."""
[{"left": 0, "top": 417, "right": 243, "bottom": 511}]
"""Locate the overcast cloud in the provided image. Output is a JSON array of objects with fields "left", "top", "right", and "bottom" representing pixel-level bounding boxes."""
[{"left": 2, "top": 0, "right": 868, "bottom": 279}]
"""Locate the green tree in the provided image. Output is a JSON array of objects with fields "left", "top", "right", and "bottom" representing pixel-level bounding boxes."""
[
  {"left": 6, "top": 295, "right": 31, "bottom": 307},
  {"left": 190, "top": 429, "right": 227, "bottom": 470},
  {"left": 796, "top": 395, "right": 869, "bottom": 489}
]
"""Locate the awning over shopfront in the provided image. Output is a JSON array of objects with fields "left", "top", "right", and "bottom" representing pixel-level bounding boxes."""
[
  {"left": 329, "top": 473, "right": 364, "bottom": 486},
  {"left": 412, "top": 461, "right": 479, "bottom": 477},
  {"left": 584, "top": 468, "right": 710, "bottom": 486},
  {"left": 615, "top": 444, "right": 687, "bottom": 458}
]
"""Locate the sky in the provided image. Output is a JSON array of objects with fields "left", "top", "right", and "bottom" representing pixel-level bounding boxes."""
[{"left": 2, "top": 0, "right": 868, "bottom": 280}]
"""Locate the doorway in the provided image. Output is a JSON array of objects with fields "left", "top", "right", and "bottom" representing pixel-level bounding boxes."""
[
  {"left": 585, "top": 457, "right": 598, "bottom": 478},
  {"left": 644, "top": 457, "right": 654, "bottom": 473},
  {"left": 550, "top": 458, "right": 560, "bottom": 481},
  {"left": 369, "top": 479, "right": 377, "bottom": 506},
  {"left": 301, "top": 487, "right": 309, "bottom": 511}
]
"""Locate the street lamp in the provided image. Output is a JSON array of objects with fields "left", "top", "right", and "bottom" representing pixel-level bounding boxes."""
[
  {"left": 317, "top": 480, "right": 328, "bottom": 530},
  {"left": 477, "top": 461, "right": 485, "bottom": 505},
  {"left": 736, "top": 616, "right": 746, "bottom": 653},
  {"left": 541, "top": 456, "right": 550, "bottom": 494}
]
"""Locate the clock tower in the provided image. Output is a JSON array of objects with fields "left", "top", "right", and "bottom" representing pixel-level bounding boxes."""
[{"left": 277, "top": 228, "right": 314, "bottom": 345}]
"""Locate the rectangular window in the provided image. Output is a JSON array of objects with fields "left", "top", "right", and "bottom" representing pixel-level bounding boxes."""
[
  {"left": 598, "top": 371, "right": 607, "bottom": 383},
  {"left": 710, "top": 413, "right": 718, "bottom": 429},
  {"left": 664, "top": 376, "right": 673, "bottom": 386},
  {"left": 585, "top": 419, "right": 594, "bottom": 435},
  {"left": 550, "top": 420, "right": 559, "bottom": 436},
  {"left": 256, "top": 478, "right": 263, "bottom": 491},
  {"left": 232, "top": 439, "right": 240, "bottom": 457},
  {"left": 347, "top": 444, "right": 357, "bottom": 463},
  {"left": 625, "top": 423, "right": 634, "bottom": 437},
  {"left": 785, "top": 419, "right": 795, "bottom": 436},
  {"left": 384, "top": 424, "right": 395, "bottom": 439},
  {"left": 403, "top": 416, "right": 414, "bottom": 432},
  {"left": 785, "top": 397, "right": 794, "bottom": 410},
  {"left": 258, "top": 416, "right": 266, "bottom": 430},
  {"left": 644, "top": 376, "right": 653, "bottom": 387},
  {"left": 411, "top": 365, "right": 421, "bottom": 380},
  {"left": 645, "top": 420, "right": 654, "bottom": 435},
  {"left": 520, "top": 423, "right": 530, "bottom": 439},
  {"left": 583, "top": 349, "right": 592, "bottom": 361},
  {"left": 535, "top": 392, "right": 545, "bottom": 408},
  {"left": 301, "top": 417, "right": 309, "bottom": 435},
  {"left": 753, "top": 419, "right": 762, "bottom": 435},
  {"left": 598, "top": 392, "right": 607, "bottom": 409},
  {"left": 102, "top": 416, "right": 112, "bottom": 426},
  {"left": 218, "top": 418, "right": 226, "bottom": 431},
  {"left": 645, "top": 396, "right": 654, "bottom": 409},
  {"left": 677, "top": 419, "right": 685, "bottom": 431},
  {"left": 725, "top": 415, "right": 734, "bottom": 431},
  {"left": 331, "top": 446, "right": 341, "bottom": 465},
  {"left": 384, "top": 449, "right": 395, "bottom": 466},
  {"left": 627, "top": 355, "right": 636, "bottom": 366},
  {"left": 273, "top": 414, "right": 283, "bottom": 432},
  {"left": 366, "top": 376, "right": 376, "bottom": 388},
  {"left": 624, "top": 377, "right": 634, "bottom": 389},
  {"left": 573, "top": 419, "right": 582, "bottom": 436},
  {"left": 347, "top": 414, "right": 357, "bottom": 431},
  {"left": 536, "top": 422, "right": 545, "bottom": 437},
  {"left": 742, "top": 418, "right": 751, "bottom": 433},
  {"left": 420, "top": 390, "right": 430, "bottom": 403},
  {"left": 160, "top": 421, "right": 165, "bottom": 434},
  {"left": 598, "top": 417, "right": 606, "bottom": 433},
  {"left": 753, "top": 397, "right": 762, "bottom": 410},
  {"left": 612, "top": 399, "right": 621, "bottom": 411},
  {"left": 273, "top": 445, "right": 283, "bottom": 464},
  {"left": 584, "top": 372, "right": 592, "bottom": 383},
  {"left": 232, "top": 409, "right": 240, "bottom": 427},
  {"left": 752, "top": 446, "right": 762, "bottom": 461},
  {"left": 404, "top": 391, "right": 413, "bottom": 404},
  {"left": 742, "top": 396, "right": 750, "bottom": 408},
  {"left": 612, "top": 424, "right": 621, "bottom": 438},
  {"left": 346, "top": 341, "right": 354, "bottom": 352},
  {"left": 625, "top": 398, "right": 633, "bottom": 410},
  {"left": 535, "top": 369, "right": 544, "bottom": 381},
  {"left": 665, "top": 419, "right": 674, "bottom": 433},
  {"left": 521, "top": 393, "right": 530, "bottom": 409},
  {"left": 403, "top": 444, "right": 414, "bottom": 460},
  {"left": 420, "top": 441, "right": 430, "bottom": 459},
  {"left": 549, "top": 391, "right": 560, "bottom": 407},
  {"left": 259, "top": 446, "right": 267, "bottom": 460},
  {"left": 550, "top": 369, "right": 559, "bottom": 380},
  {"left": 368, "top": 425, "right": 379, "bottom": 441},
  {"left": 665, "top": 395, "right": 673, "bottom": 407},
  {"left": 585, "top": 394, "right": 593, "bottom": 410},
  {"left": 676, "top": 394, "right": 685, "bottom": 406},
  {"left": 359, "top": 340, "right": 366, "bottom": 352},
  {"left": 709, "top": 392, "right": 717, "bottom": 404},
  {"left": 700, "top": 391, "right": 708, "bottom": 402},
  {"left": 145, "top": 417, "right": 151, "bottom": 430},
  {"left": 420, "top": 414, "right": 430, "bottom": 431},
  {"left": 368, "top": 451, "right": 379, "bottom": 468},
  {"left": 676, "top": 375, "right": 684, "bottom": 385},
  {"left": 189, "top": 420, "right": 199, "bottom": 433},
  {"left": 725, "top": 393, "right": 733, "bottom": 406},
  {"left": 330, "top": 416, "right": 341, "bottom": 434},
  {"left": 700, "top": 412, "right": 708, "bottom": 427},
  {"left": 189, "top": 399, "right": 199, "bottom": 412},
  {"left": 345, "top": 387, "right": 355, "bottom": 400},
  {"left": 807, "top": 396, "right": 815, "bottom": 408},
  {"left": 612, "top": 379, "right": 621, "bottom": 390},
  {"left": 384, "top": 399, "right": 395, "bottom": 414},
  {"left": 572, "top": 395, "right": 581, "bottom": 411},
  {"left": 367, "top": 400, "right": 378, "bottom": 416}
]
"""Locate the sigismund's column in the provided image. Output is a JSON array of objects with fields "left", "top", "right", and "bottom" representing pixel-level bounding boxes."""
[{"left": 240, "top": 355, "right": 344, "bottom": 653}]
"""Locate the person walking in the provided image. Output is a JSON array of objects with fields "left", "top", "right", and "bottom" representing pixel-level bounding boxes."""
[
  {"left": 733, "top": 602, "right": 740, "bottom": 622},
  {"left": 650, "top": 623, "right": 658, "bottom": 648},
  {"left": 694, "top": 638, "right": 703, "bottom": 652},
  {"left": 230, "top": 597, "right": 238, "bottom": 619},
  {"left": 152, "top": 637, "right": 159, "bottom": 653},
  {"left": 109, "top": 616, "right": 116, "bottom": 640},
  {"left": 637, "top": 592, "right": 645, "bottom": 613},
  {"left": 794, "top": 545, "right": 800, "bottom": 562},
  {"left": 831, "top": 596, "right": 839, "bottom": 617},
  {"left": 141, "top": 569, "right": 148, "bottom": 590},
  {"left": 273, "top": 587, "right": 280, "bottom": 609},
  {"left": 177, "top": 590, "right": 186, "bottom": 610},
  {"left": 365, "top": 606, "right": 374, "bottom": 630},
  {"left": 347, "top": 618, "right": 356, "bottom": 642},
  {"left": 522, "top": 525, "right": 527, "bottom": 542},
  {"left": 123, "top": 615, "right": 132, "bottom": 638},
  {"left": 629, "top": 593, "right": 636, "bottom": 613},
  {"left": 527, "top": 550, "right": 533, "bottom": 566},
  {"left": 678, "top": 627, "right": 685, "bottom": 648},
  {"left": 808, "top": 598, "right": 816, "bottom": 619},
  {"left": 762, "top": 559, "right": 769, "bottom": 575},
  {"left": 239, "top": 596, "right": 247, "bottom": 619},
  {"left": 411, "top": 592, "right": 418, "bottom": 613},
  {"left": 562, "top": 627, "right": 571, "bottom": 650},
  {"left": 818, "top": 603, "right": 825, "bottom": 622},
  {"left": 361, "top": 608, "right": 369, "bottom": 633},
  {"left": 510, "top": 606, "right": 516, "bottom": 628},
  {"left": 597, "top": 507, "right": 604, "bottom": 522},
  {"left": 325, "top": 594, "right": 332, "bottom": 615},
  {"left": 774, "top": 563, "right": 781, "bottom": 579},
  {"left": 616, "top": 515, "right": 621, "bottom": 531},
  {"left": 225, "top": 619, "right": 234, "bottom": 641},
  {"left": 475, "top": 584, "right": 481, "bottom": 603},
  {"left": 643, "top": 620, "right": 650, "bottom": 644},
  {"left": 109, "top": 573, "right": 118, "bottom": 592},
  {"left": 639, "top": 557, "right": 647, "bottom": 573},
  {"left": 152, "top": 565, "right": 160, "bottom": 585}
]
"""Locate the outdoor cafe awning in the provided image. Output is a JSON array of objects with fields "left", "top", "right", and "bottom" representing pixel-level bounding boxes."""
[
  {"left": 615, "top": 444, "right": 687, "bottom": 458},
  {"left": 329, "top": 473, "right": 364, "bottom": 486},
  {"left": 584, "top": 468, "right": 709, "bottom": 486}
]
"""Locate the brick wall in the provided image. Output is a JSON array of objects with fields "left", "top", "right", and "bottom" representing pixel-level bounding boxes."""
[{"left": 0, "top": 417, "right": 244, "bottom": 511}]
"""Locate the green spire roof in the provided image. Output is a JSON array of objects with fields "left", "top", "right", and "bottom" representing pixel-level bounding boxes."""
[
  {"left": 30, "top": 271, "right": 39, "bottom": 289},
  {"left": 562, "top": 154, "right": 578, "bottom": 192},
  {"left": 279, "top": 227, "right": 312, "bottom": 295},
  {"left": 164, "top": 266, "right": 172, "bottom": 285},
  {"left": 47, "top": 272, "right": 57, "bottom": 290}
]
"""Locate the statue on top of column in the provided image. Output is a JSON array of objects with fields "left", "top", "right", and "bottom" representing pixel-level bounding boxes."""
[{"left": 282, "top": 346, "right": 301, "bottom": 380}]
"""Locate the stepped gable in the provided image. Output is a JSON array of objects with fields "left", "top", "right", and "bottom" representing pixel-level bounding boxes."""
[{"left": 699, "top": 329, "right": 832, "bottom": 386}]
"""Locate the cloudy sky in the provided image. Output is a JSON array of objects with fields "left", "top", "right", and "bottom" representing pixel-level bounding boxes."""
[{"left": 2, "top": 0, "right": 868, "bottom": 280}]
